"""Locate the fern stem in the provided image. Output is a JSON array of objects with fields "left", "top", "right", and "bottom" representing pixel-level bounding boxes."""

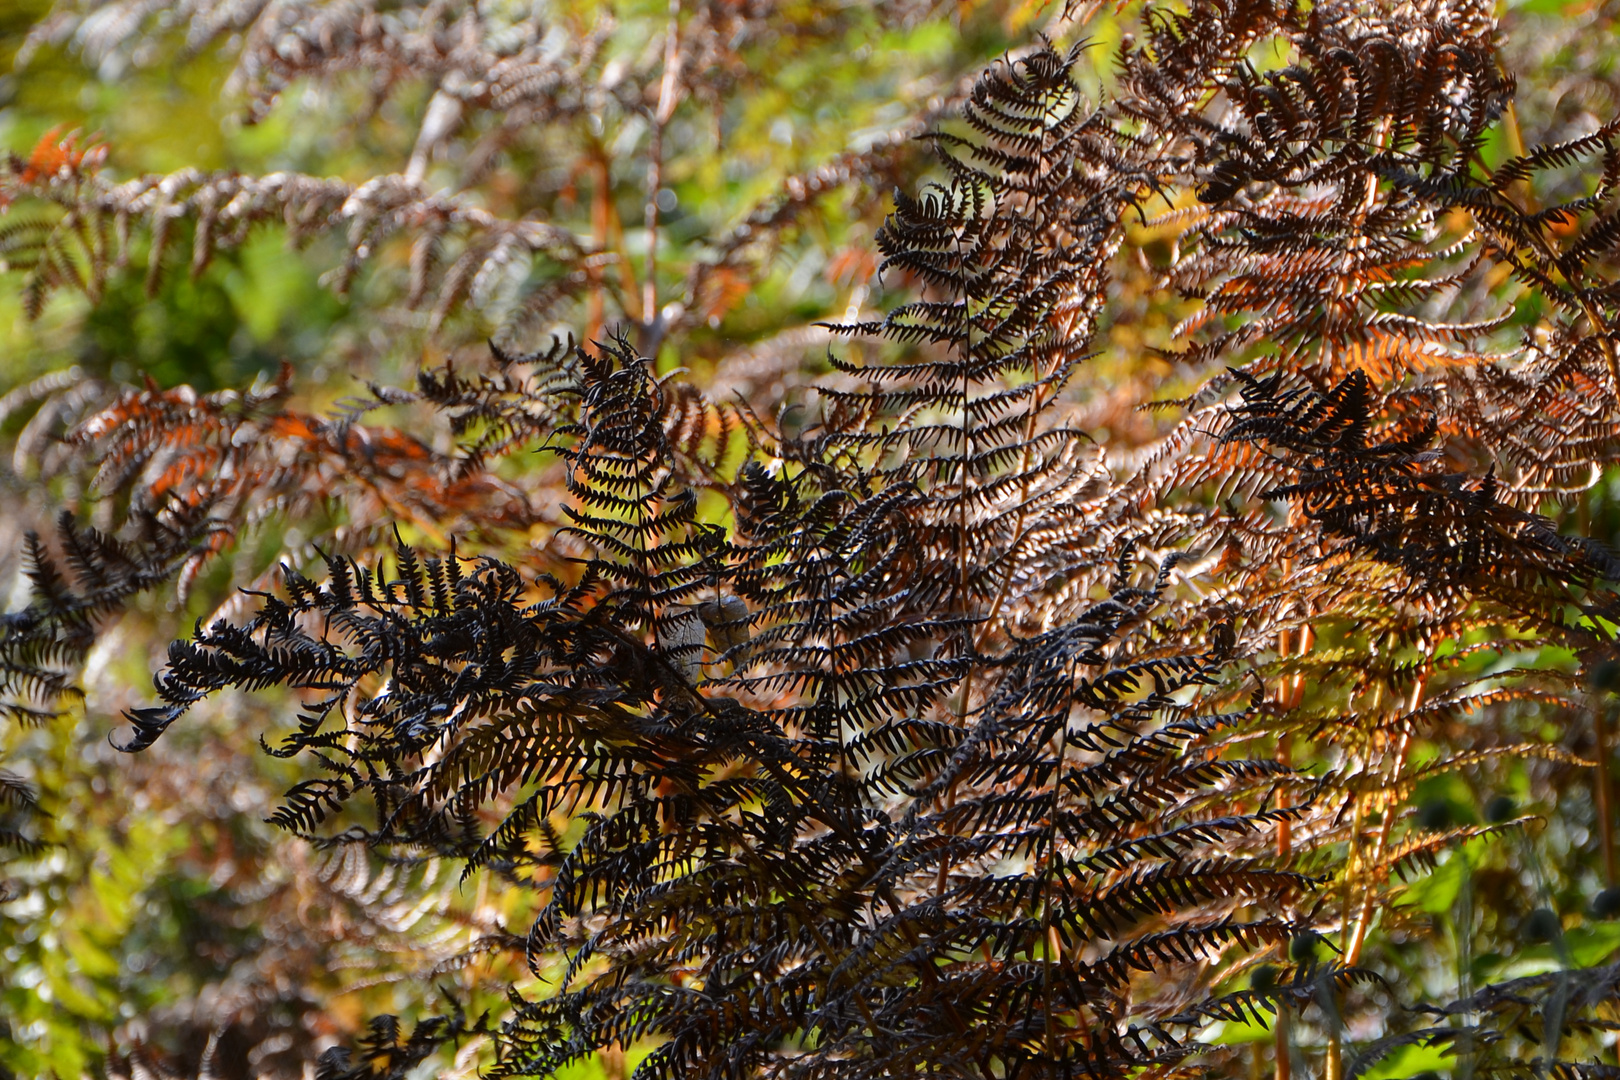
[
  {"left": 1342, "top": 722, "right": 1415, "bottom": 967},
  {"left": 1274, "top": 1004, "right": 1292, "bottom": 1080},
  {"left": 1274, "top": 619, "right": 1314, "bottom": 858},
  {"left": 1274, "top": 602, "right": 1309, "bottom": 1080},
  {"left": 587, "top": 154, "right": 610, "bottom": 344},
  {"left": 1597, "top": 696, "right": 1616, "bottom": 887},
  {"left": 1037, "top": 657, "right": 1078, "bottom": 1063},
  {"left": 640, "top": 0, "right": 683, "bottom": 356}
]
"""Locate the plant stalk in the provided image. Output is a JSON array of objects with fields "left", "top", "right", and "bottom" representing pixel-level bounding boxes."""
[{"left": 1598, "top": 698, "right": 1616, "bottom": 888}]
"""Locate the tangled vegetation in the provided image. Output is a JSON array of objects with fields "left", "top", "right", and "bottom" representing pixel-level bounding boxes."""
[{"left": 8, "top": 1, "right": 1620, "bottom": 1078}]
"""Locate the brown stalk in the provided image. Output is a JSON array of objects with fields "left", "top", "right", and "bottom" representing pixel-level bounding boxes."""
[
  {"left": 1598, "top": 696, "right": 1616, "bottom": 888},
  {"left": 639, "top": 0, "right": 683, "bottom": 356},
  {"left": 1342, "top": 671, "right": 1423, "bottom": 967},
  {"left": 587, "top": 155, "right": 610, "bottom": 346}
]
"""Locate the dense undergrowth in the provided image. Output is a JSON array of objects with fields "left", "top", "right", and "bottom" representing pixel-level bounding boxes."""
[{"left": 8, "top": 1, "right": 1620, "bottom": 1078}]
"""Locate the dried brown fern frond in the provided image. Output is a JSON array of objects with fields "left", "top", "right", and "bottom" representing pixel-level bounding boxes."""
[
  {"left": 59, "top": 363, "right": 539, "bottom": 593},
  {"left": 84, "top": 39, "right": 1328, "bottom": 1080},
  {"left": 0, "top": 154, "right": 584, "bottom": 320},
  {"left": 17, "top": 1, "right": 1620, "bottom": 1078},
  {"left": 0, "top": 767, "right": 49, "bottom": 905},
  {"left": 1222, "top": 368, "right": 1620, "bottom": 598},
  {"left": 1084, "top": 12, "right": 1620, "bottom": 1076},
  {"left": 0, "top": 512, "right": 208, "bottom": 732},
  {"left": 6, "top": 0, "right": 983, "bottom": 346}
]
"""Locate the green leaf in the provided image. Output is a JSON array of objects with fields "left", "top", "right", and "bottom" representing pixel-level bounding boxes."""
[
  {"left": 1360, "top": 1039, "right": 1458, "bottom": 1080},
  {"left": 1199, "top": 1015, "right": 1276, "bottom": 1045},
  {"left": 1395, "top": 853, "right": 1469, "bottom": 914}
]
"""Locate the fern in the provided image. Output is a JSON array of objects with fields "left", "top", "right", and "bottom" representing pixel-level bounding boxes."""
[{"left": 17, "top": 1, "right": 1620, "bottom": 1077}]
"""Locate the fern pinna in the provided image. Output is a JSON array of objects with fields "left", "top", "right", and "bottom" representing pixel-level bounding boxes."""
[{"left": 95, "top": 40, "right": 1321, "bottom": 1080}]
